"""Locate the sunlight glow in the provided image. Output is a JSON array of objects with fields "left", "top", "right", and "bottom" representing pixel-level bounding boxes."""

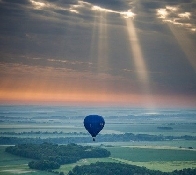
[
  {"left": 69, "top": 1, "right": 91, "bottom": 13},
  {"left": 126, "top": 19, "right": 149, "bottom": 84},
  {"left": 157, "top": 8, "right": 168, "bottom": 19},
  {"left": 178, "top": 12, "right": 191, "bottom": 19},
  {"left": 91, "top": 5, "right": 135, "bottom": 19},
  {"left": 69, "top": 9, "right": 79, "bottom": 13},
  {"left": 30, "top": 0, "right": 47, "bottom": 9},
  {"left": 89, "top": 9, "right": 109, "bottom": 75},
  {"left": 125, "top": 18, "right": 154, "bottom": 108},
  {"left": 92, "top": 6, "right": 107, "bottom": 12},
  {"left": 166, "top": 6, "right": 178, "bottom": 11},
  {"left": 89, "top": 4, "right": 135, "bottom": 74},
  {"left": 87, "top": 1, "right": 153, "bottom": 107},
  {"left": 120, "top": 10, "right": 135, "bottom": 19},
  {"left": 30, "top": 0, "right": 79, "bottom": 13},
  {"left": 97, "top": 12, "right": 108, "bottom": 73}
]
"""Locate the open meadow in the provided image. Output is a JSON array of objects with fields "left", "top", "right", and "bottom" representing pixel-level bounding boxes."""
[{"left": 106, "top": 146, "right": 196, "bottom": 172}]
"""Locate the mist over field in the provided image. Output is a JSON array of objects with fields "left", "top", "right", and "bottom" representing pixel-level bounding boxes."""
[{"left": 0, "top": 105, "right": 196, "bottom": 139}]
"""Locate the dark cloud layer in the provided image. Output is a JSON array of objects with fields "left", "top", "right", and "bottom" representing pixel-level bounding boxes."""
[
  {"left": 84, "top": 0, "right": 129, "bottom": 11},
  {"left": 0, "top": 0, "right": 196, "bottom": 106}
]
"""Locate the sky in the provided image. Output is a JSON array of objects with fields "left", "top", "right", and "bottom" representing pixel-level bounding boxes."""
[{"left": 0, "top": 0, "right": 196, "bottom": 108}]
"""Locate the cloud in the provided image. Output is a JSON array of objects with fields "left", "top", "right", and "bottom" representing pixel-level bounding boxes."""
[
  {"left": 140, "top": 1, "right": 163, "bottom": 10},
  {"left": 29, "top": 0, "right": 79, "bottom": 13},
  {"left": 129, "top": 0, "right": 195, "bottom": 34},
  {"left": 0, "top": 62, "right": 139, "bottom": 97},
  {"left": 27, "top": 0, "right": 135, "bottom": 20},
  {"left": 1, "top": 0, "right": 31, "bottom": 6},
  {"left": 47, "top": 58, "right": 93, "bottom": 66},
  {"left": 156, "top": 4, "right": 196, "bottom": 32},
  {"left": 83, "top": 0, "right": 130, "bottom": 11}
]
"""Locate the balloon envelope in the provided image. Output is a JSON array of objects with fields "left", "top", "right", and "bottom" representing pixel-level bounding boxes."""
[{"left": 84, "top": 115, "right": 105, "bottom": 139}]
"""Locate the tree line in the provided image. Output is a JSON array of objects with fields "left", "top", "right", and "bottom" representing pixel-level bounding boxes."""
[
  {"left": 68, "top": 162, "right": 196, "bottom": 175},
  {"left": 0, "top": 131, "right": 87, "bottom": 135},
  {"left": 1, "top": 133, "right": 196, "bottom": 145},
  {"left": 5, "top": 143, "right": 110, "bottom": 171}
]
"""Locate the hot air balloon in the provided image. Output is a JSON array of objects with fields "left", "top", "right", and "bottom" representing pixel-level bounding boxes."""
[{"left": 84, "top": 115, "right": 105, "bottom": 141}]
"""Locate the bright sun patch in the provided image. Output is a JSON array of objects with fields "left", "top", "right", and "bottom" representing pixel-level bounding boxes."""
[{"left": 30, "top": 0, "right": 47, "bottom": 9}]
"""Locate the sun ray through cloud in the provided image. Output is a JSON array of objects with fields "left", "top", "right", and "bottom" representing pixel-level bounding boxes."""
[
  {"left": 156, "top": 5, "right": 196, "bottom": 71},
  {"left": 124, "top": 16, "right": 155, "bottom": 108},
  {"left": 97, "top": 11, "right": 108, "bottom": 73},
  {"left": 89, "top": 11, "right": 99, "bottom": 71},
  {"left": 168, "top": 24, "right": 196, "bottom": 71},
  {"left": 89, "top": 9, "right": 109, "bottom": 74}
]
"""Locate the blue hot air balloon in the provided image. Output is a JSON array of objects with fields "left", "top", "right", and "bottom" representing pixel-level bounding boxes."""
[{"left": 84, "top": 115, "right": 105, "bottom": 141}]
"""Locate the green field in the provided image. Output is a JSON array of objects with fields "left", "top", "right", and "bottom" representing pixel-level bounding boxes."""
[
  {"left": 106, "top": 146, "right": 196, "bottom": 172},
  {"left": 111, "top": 158, "right": 196, "bottom": 172},
  {"left": 105, "top": 123, "right": 196, "bottom": 136},
  {"left": 106, "top": 146, "right": 196, "bottom": 162}
]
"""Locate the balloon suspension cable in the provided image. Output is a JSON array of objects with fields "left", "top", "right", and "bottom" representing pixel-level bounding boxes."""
[{"left": 93, "top": 137, "right": 95, "bottom": 141}]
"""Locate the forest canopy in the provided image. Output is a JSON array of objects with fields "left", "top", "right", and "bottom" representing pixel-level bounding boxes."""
[
  {"left": 68, "top": 162, "right": 196, "bottom": 175},
  {"left": 5, "top": 143, "right": 110, "bottom": 170}
]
